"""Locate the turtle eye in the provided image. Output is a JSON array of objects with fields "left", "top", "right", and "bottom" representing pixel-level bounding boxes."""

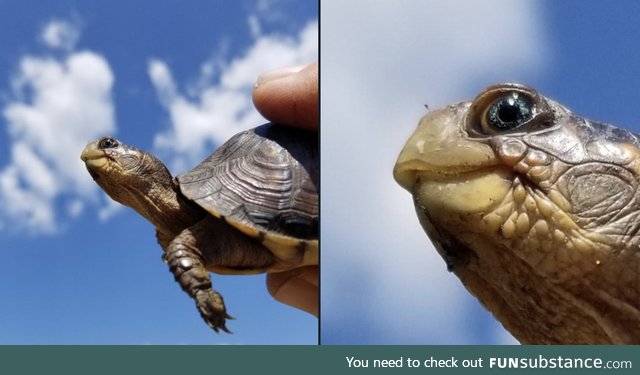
[
  {"left": 98, "top": 137, "right": 118, "bottom": 149},
  {"left": 467, "top": 84, "right": 554, "bottom": 138},
  {"left": 483, "top": 93, "right": 533, "bottom": 132}
]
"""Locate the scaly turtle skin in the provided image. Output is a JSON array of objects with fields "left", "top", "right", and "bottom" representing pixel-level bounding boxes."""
[
  {"left": 394, "top": 83, "right": 640, "bottom": 344},
  {"left": 81, "top": 123, "right": 318, "bottom": 333}
]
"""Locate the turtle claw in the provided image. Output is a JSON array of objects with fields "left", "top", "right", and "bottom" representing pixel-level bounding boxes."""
[
  {"left": 195, "top": 289, "right": 232, "bottom": 334},
  {"left": 213, "top": 324, "right": 232, "bottom": 334}
]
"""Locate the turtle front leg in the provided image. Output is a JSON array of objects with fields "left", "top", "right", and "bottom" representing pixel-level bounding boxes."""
[{"left": 163, "top": 220, "right": 232, "bottom": 333}]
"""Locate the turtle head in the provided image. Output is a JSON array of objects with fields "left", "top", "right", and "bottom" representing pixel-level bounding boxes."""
[
  {"left": 81, "top": 137, "right": 200, "bottom": 236},
  {"left": 81, "top": 136, "right": 174, "bottom": 204}
]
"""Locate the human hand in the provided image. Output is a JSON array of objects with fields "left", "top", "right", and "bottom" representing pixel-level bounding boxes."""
[{"left": 253, "top": 62, "right": 319, "bottom": 316}]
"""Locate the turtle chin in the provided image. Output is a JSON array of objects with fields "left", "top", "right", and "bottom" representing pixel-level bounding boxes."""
[
  {"left": 412, "top": 167, "right": 513, "bottom": 215},
  {"left": 86, "top": 166, "right": 100, "bottom": 181},
  {"left": 83, "top": 157, "right": 122, "bottom": 182},
  {"left": 414, "top": 204, "right": 473, "bottom": 272}
]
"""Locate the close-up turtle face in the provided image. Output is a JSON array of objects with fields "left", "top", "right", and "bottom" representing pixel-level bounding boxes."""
[
  {"left": 394, "top": 83, "right": 640, "bottom": 343},
  {"left": 394, "top": 83, "right": 640, "bottom": 272}
]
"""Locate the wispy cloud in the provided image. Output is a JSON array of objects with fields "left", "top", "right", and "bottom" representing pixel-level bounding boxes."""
[
  {"left": 149, "top": 19, "right": 318, "bottom": 173},
  {"left": 0, "top": 20, "right": 116, "bottom": 234},
  {"left": 247, "top": 15, "right": 262, "bottom": 39}
]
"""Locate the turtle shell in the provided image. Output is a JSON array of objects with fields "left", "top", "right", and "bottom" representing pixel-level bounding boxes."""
[{"left": 176, "top": 124, "right": 318, "bottom": 268}]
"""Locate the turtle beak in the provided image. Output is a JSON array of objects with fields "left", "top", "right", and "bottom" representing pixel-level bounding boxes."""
[
  {"left": 81, "top": 142, "right": 107, "bottom": 180},
  {"left": 80, "top": 142, "right": 104, "bottom": 162},
  {"left": 394, "top": 104, "right": 498, "bottom": 191}
]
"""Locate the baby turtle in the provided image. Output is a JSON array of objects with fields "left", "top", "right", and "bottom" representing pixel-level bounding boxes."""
[
  {"left": 394, "top": 84, "right": 640, "bottom": 344},
  {"left": 81, "top": 123, "right": 318, "bottom": 333}
]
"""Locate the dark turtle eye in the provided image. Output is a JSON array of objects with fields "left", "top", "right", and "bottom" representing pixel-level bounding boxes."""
[
  {"left": 484, "top": 93, "right": 533, "bottom": 132},
  {"left": 467, "top": 84, "right": 554, "bottom": 138},
  {"left": 98, "top": 137, "right": 118, "bottom": 149}
]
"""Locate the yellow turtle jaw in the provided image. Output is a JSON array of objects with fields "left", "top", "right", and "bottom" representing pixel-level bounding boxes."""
[
  {"left": 412, "top": 167, "right": 515, "bottom": 215},
  {"left": 80, "top": 142, "right": 105, "bottom": 163},
  {"left": 81, "top": 143, "right": 110, "bottom": 180}
]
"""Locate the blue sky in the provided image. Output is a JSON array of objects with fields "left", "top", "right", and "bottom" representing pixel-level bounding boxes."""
[
  {"left": 0, "top": 0, "right": 317, "bottom": 344},
  {"left": 321, "top": 0, "right": 640, "bottom": 344}
]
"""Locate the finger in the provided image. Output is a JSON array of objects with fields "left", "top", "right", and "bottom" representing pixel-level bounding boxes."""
[
  {"left": 266, "top": 265, "right": 318, "bottom": 316},
  {"left": 253, "top": 62, "right": 318, "bottom": 130}
]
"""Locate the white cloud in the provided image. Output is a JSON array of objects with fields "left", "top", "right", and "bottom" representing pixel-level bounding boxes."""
[
  {"left": 41, "top": 19, "right": 81, "bottom": 51},
  {"left": 321, "top": 0, "right": 545, "bottom": 344},
  {"left": 0, "top": 164, "right": 55, "bottom": 232},
  {"left": 149, "top": 19, "right": 318, "bottom": 172},
  {"left": 0, "top": 20, "right": 116, "bottom": 234}
]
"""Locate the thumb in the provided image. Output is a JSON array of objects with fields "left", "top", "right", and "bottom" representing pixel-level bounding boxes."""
[{"left": 253, "top": 62, "right": 318, "bottom": 130}]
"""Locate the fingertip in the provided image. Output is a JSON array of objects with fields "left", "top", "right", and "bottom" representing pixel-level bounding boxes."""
[
  {"left": 267, "top": 266, "right": 318, "bottom": 316},
  {"left": 253, "top": 62, "right": 318, "bottom": 130}
]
